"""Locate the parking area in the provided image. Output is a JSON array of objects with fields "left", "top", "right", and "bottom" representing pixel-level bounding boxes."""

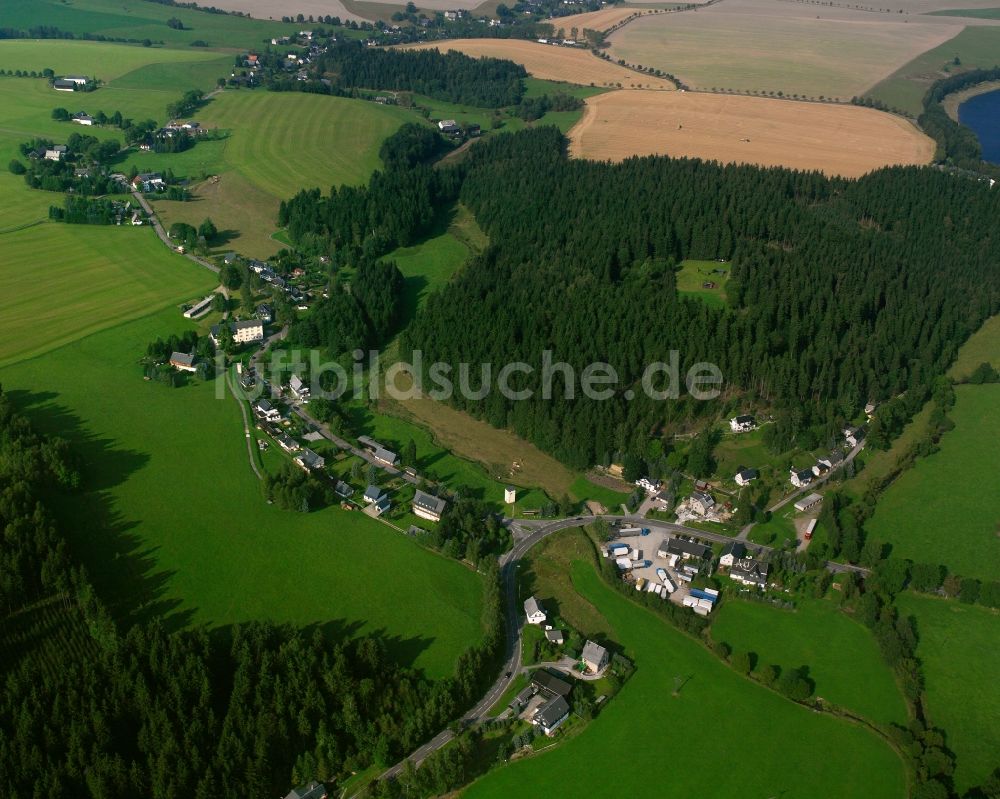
[{"left": 602, "top": 529, "right": 693, "bottom": 607}]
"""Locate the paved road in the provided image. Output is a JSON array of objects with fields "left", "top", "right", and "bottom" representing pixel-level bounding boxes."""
[
  {"left": 249, "top": 330, "right": 421, "bottom": 487},
  {"left": 368, "top": 511, "right": 868, "bottom": 789},
  {"left": 736, "top": 439, "right": 865, "bottom": 541},
  {"left": 130, "top": 188, "right": 220, "bottom": 275}
]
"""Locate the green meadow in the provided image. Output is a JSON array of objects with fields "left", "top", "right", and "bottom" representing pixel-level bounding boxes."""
[
  {"left": 1, "top": 0, "right": 304, "bottom": 50},
  {"left": 676, "top": 258, "right": 730, "bottom": 308},
  {"left": 465, "top": 549, "right": 907, "bottom": 799},
  {"left": 898, "top": 592, "right": 1000, "bottom": 793},
  {"left": 867, "top": 26, "right": 1000, "bottom": 116},
  {"left": 0, "top": 308, "right": 484, "bottom": 678},
  {"left": 0, "top": 223, "right": 217, "bottom": 367},
  {"left": 866, "top": 384, "right": 1000, "bottom": 581},
  {"left": 927, "top": 7, "right": 1000, "bottom": 20},
  {"left": 710, "top": 598, "right": 909, "bottom": 727}
]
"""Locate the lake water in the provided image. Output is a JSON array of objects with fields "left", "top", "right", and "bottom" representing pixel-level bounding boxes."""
[{"left": 959, "top": 88, "right": 1000, "bottom": 165}]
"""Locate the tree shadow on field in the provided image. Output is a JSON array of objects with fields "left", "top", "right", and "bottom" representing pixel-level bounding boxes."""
[{"left": 7, "top": 388, "right": 193, "bottom": 632}]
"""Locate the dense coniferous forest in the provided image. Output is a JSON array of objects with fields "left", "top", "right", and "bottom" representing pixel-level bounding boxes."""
[
  {"left": 390, "top": 128, "right": 1000, "bottom": 468},
  {"left": 0, "top": 387, "right": 503, "bottom": 798},
  {"left": 315, "top": 42, "right": 527, "bottom": 107}
]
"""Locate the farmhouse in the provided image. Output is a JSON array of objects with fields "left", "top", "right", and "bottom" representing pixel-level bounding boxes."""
[
  {"left": 363, "top": 485, "right": 386, "bottom": 505},
  {"left": 581, "top": 640, "right": 609, "bottom": 674},
  {"left": 373, "top": 447, "right": 399, "bottom": 467},
  {"left": 256, "top": 303, "right": 273, "bottom": 323},
  {"left": 52, "top": 79, "right": 78, "bottom": 92},
  {"left": 334, "top": 480, "right": 353, "bottom": 499},
  {"left": 635, "top": 476, "right": 659, "bottom": 493},
  {"left": 545, "top": 629, "right": 564, "bottom": 645},
  {"left": 531, "top": 668, "right": 573, "bottom": 698},
  {"left": 689, "top": 490, "right": 715, "bottom": 516},
  {"left": 276, "top": 433, "right": 299, "bottom": 453},
  {"left": 132, "top": 173, "right": 165, "bottom": 192},
  {"left": 812, "top": 459, "right": 831, "bottom": 477},
  {"left": 664, "top": 538, "right": 710, "bottom": 561},
  {"left": 734, "top": 467, "right": 758, "bottom": 486},
  {"left": 828, "top": 449, "right": 845, "bottom": 467},
  {"left": 437, "top": 119, "right": 460, "bottom": 134},
  {"left": 730, "top": 414, "right": 756, "bottom": 432},
  {"left": 730, "top": 557, "right": 769, "bottom": 589},
  {"left": 794, "top": 493, "right": 823, "bottom": 512},
  {"left": 284, "top": 781, "right": 327, "bottom": 799},
  {"left": 71, "top": 112, "right": 94, "bottom": 126},
  {"left": 252, "top": 398, "right": 281, "bottom": 422},
  {"left": 532, "top": 695, "right": 570, "bottom": 736},
  {"left": 232, "top": 319, "right": 265, "bottom": 344},
  {"left": 844, "top": 426, "right": 866, "bottom": 448},
  {"left": 371, "top": 495, "right": 391, "bottom": 516},
  {"left": 790, "top": 469, "right": 814, "bottom": 488},
  {"left": 524, "top": 596, "right": 547, "bottom": 625},
  {"left": 719, "top": 540, "right": 747, "bottom": 568},
  {"left": 63, "top": 75, "right": 91, "bottom": 86},
  {"left": 294, "top": 448, "right": 325, "bottom": 472},
  {"left": 44, "top": 145, "right": 67, "bottom": 161},
  {"left": 412, "top": 490, "right": 447, "bottom": 522},
  {"left": 289, "top": 374, "right": 310, "bottom": 400},
  {"left": 168, "top": 351, "right": 196, "bottom": 372}
]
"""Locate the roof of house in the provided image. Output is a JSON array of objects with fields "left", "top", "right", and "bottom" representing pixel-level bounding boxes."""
[
  {"left": 690, "top": 490, "right": 715, "bottom": 507},
  {"left": 233, "top": 319, "right": 263, "bottom": 331},
  {"left": 828, "top": 449, "right": 845, "bottom": 464},
  {"left": 535, "top": 695, "right": 570, "bottom": 728},
  {"left": 413, "top": 489, "right": 446, "bottom": 516},
  {"left": 736, "top": 467, "right": 759, "bottom": 481},
  {"left": 795, "top": 469, "right": 814, "bottom": 481},
  {"left": 721, "top": 541, "right": 747, "bottom": 560},
  {"left": 667, "top": 538, "right": 710, "bottom": 559},
  {"left": 524, "top": 595, "right": 544, "bottom": 617},
  {"left": 335, "top": 480, "right": 353, "bottom": 497},
  {"left": 284, "top": 781, "right": 327, "bottom": 799},
  {"left": 364, "top": 485, "right": 384, "bottom": 503},
  {"left": 297, "top": 448, "right": 323, "bottom": 468},
  {"left": 374, "top": 496, "right": 391, "bottom": 513},
  {"left": 545, "top": 629, "right": 563, "bottom": 642},
  {"left": 531, "top": 668, "right": 573, "bottom": 697},
  {"left": 734, "top": 414, "right": 755, "bottom": 424},
  {"left": 731, "top": 557, "right": 770, "bottom": 583},
  {"left": 373, "top": 446, "right": 398, "bottom": 464},
  {"left": 254, "top": 398, "right": 274, "bottom": 412},
  {"left": 357, "top": 435, "right": 380, "bottom": 449},
  {"left": 581, "top": 639, "right": 608, "bottom": 666},
  {"left": 290, "top": 374, "right": 306, "bottom": 391},
  {"left": 169, "top": 351, "right": 195, "bottom": 367}
]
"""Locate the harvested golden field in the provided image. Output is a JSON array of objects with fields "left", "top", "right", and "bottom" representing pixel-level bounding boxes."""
[
  {"left": 547, "top": 6, "right": 659, "bottom": 35},
  {"left": 569, "top": 90, "right": 934, "bottom": 177},
  {"left": 608, "top": 0, "right": 961, "bottom": 99},
  {"left": 404, "top": 39, "right": 675, "bottom": 89}
]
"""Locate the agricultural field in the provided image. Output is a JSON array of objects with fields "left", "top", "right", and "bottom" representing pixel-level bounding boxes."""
[
  {"left": 0, "top": 0, "right": 305, "bottom": 49},
  {"left": 404, "top": 40, "right": 676, "bottom": 89},
  {"left": 568, "top": 90, "right": 934, "bottom": 177},
  {"left": 0, "top": 309, "right": 485, "bottom": 678},
  {"left": 0, "top": 223, "right": 216, "bottom": 367},
  {"left": 676, "top": 259, "right": 729, "bottom": 307},
  {"left": 868, "top": 25, "right": 1000, "bottom": 115},
  {"left": 608, "top": 0, "right": 961, "bottom": 99},
  {"left": 930, "top": 6, "right": 1000, "bottom": 17},
  {"left": 465, "top": 550, "right": 908, "bottom": 799},
  {"left": 545, "top": 6, "right": 660, "bottom": 35},
  {"left": 898, "top": 592, "right": 1000, "bottom": 793},
  {"left": 147, "top": 90, "right": 414, "bottom": 256},
  {"left": 710, "top": 599, "right": 909, "bottom": 727},
  {"left": 865, "top": 384, "right": 1000, "bottom": 581}
]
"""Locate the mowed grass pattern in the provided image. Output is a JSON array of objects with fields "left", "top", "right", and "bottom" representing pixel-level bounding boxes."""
[
  {"left": 0, "top": 224, "right": 216, "bottom": 367},
  {"left": 866, "top": 385, "right": 1000, "bottom": 581},
  {"left": 0, "top": 309, "right": 484, "bottom": 678},
  {"left": 898, "top": 592, "right": 1000, "bottom": 793},
  {"left": 200, "top": 91, "right": 416, "bottom": 197},
  {"left": 710, "top": 599, "right": 909, "bottom": 727},
  {"left": 465, "top": 558, "right": 907, "bottom": 799}
]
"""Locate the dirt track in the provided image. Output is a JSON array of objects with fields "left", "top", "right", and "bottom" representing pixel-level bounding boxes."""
[{"left": 568, "top": 90, "right": 935, "bottom": 178}]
